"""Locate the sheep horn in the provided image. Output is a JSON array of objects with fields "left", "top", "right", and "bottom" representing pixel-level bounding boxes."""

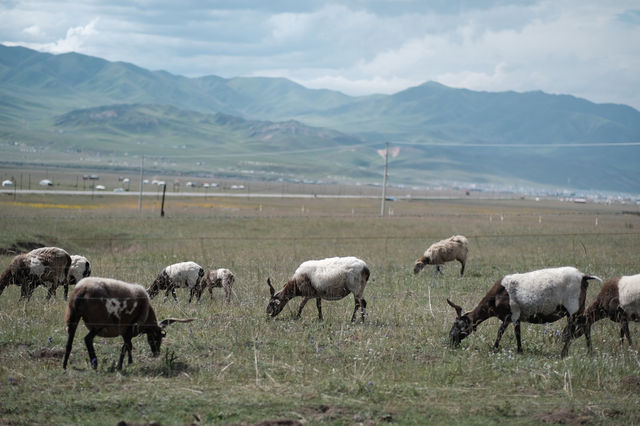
[
  {"left": 446, "top": 299, "right": 463, "bottom": 318},
  {"left": 267, "top": 278, "right": 275, "bottom": 296},
  {"left": 159, "top": 318, "right": 195, "bottom": 328}
]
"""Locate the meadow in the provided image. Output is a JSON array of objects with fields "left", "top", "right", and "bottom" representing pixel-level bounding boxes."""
[{"left": 1, "top": 189, "right": 640, "bottom": 425}]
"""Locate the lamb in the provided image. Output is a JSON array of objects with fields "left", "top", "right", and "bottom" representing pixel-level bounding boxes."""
[
  {"left": 266, "top": 256, "right": 370, "bottom": 322},
  {"left": 64, "top": 255, "right": 92, "bottom": 300},
  {"left": 147, "top": 261, "right": 205, "bottom": 303},
  {"left": 564, "top": 274, "right": 640, "bottom": 351},
  {"left": 63, "top": 277, "right": 194, "bottom": 370},
  {"left": 447, "top": 266, "right": 602, "bottom": 357},
  {"left": 413, "top": 235, "right": 468, "bottom": 277},
  {"left": 201, "top": 268, "right": 235, "bottom": 303},
  {"left": 0, "top": 246, "right": 71, "bottom": 300}
]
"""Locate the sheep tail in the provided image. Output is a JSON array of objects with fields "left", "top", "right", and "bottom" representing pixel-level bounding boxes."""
[{"left": 584, "top": 275, "right": 603, "bottom": 284}]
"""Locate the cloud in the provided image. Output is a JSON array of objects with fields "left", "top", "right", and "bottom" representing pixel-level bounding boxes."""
[
  {"left": 5, "top": 18, "right": 98, "bottom": 54},
  {"left": 0, "top": 1, "right": 638, "bottom": 108}
]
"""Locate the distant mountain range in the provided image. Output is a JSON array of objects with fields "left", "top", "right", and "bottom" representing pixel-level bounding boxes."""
[{"left": 1, "top": 44, "right": 639, "bottom": 193}]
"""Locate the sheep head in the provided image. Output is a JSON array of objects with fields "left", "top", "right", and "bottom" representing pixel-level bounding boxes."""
[
  {"left": 266, "top": 278, "right": 287, "bottom": 318},
  {"left": 447, "top": 299, "right": 473, "bottom": 347},
  {"left": 413, "top": 256, "right": 429, "bottom": 274},
  {"left": 147, "top": 271, "right": 169, "bottom": 299},
  {"left": 145, "top": 318, "right": 195, "bottom": 356}
]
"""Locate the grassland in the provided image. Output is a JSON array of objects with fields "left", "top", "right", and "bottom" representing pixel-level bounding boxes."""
[{"left": 1, "top": 189, "right": 640, "bottom": 425}]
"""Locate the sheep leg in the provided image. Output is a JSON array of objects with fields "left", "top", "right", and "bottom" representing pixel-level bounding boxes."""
[
  {"left": 514, "top": 321, "right": 523, "bottom": 353},
  {"left": 584, "top": 323, "right": 592, "bottom": 353},
  {"left": 63, "top": 320, "right": 79, "bottom": 370},
  {"left": 118, "top": 333, "right": 134, "bottom": 370},
  {"left": 171, "top": 287, "right": 178, "bottom": 302},
  {"left": 494, "top": 319, "right": 510, "bottom": 349},
  {"left": 296, "top": 297, "right": 311, "bottom": 318},
  {"left": 621, "top": 318, "right": 632, "bottom": 346},
  {"left": 315, "top": 298, "right": 323, "bottom": 321},
  {"left": 561, "top": 316, "right": 578, "bottom": 358},
  {"left": 84, "top": 329, "right": 99, "bottom": 369},
  {"left": 45, "top": 282, "right": 56, "bottom": 300},
  {"left": 351, "top": 298, "right": 367, "bottom": 323},
  {"left": 63, "top": 282, "right": 69, "bottom": 300},
  {"left": 458, "top": 260, "right": 465, "bottom": 277}
]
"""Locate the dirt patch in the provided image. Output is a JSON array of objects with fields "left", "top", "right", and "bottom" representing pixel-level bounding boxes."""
[
  {"left": 534, "top": 408, "right": 591, "bottom": 425},
  {"left": 30, "top": 347, "right": 65, "bottom": 359},
  {"left": 253, "top": 421, "right": 302, "bottom": 426},
  {"left": 620, "top": 374, "right": 640, "bottom": 392},
  {"left": 0, "top": 241, "right": 44, "bottom": 256}
]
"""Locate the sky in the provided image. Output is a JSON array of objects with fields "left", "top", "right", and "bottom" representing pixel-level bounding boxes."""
[{"left": 1, "top": 0, "right": 640, "bottom": 109}]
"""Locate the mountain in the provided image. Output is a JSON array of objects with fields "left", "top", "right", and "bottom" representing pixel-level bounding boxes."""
[{"left": 1, "top": 44, "right": 639, "bottom": 193}]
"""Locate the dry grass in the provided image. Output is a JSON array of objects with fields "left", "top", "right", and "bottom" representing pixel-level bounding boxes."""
[{"left": 1, "top": 192, "right": 640, "bottom": 424}]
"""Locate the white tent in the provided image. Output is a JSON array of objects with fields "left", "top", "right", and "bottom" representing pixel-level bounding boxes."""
[{"left": 2, "top": 180, "right": 13, "bottom": 187}]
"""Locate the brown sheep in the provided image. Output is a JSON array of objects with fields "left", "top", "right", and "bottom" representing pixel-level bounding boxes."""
[
  {"left": 413, "top": 235, "right": 468, "bottom": 277},
  {"left": 201, "top": 268, "right": 235, "bottom": 303},
  {"left": 0, "top": 246, "right": 71, "bottom": 300},
  {"left": 63, "top": 277, "right": 193, "bottom": 371}
]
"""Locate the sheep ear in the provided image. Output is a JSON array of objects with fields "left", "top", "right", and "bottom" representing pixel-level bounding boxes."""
[
  {"left": 159, "top": 318, "right": 195, "bottom": 328},
  {"left": 447, "top": 299, "right": 463, "bottom": 318},
  {"left": 267, "top": 278, "right": 275, "bottom": 296}
]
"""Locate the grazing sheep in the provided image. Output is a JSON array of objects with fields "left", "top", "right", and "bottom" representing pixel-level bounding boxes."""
[
  {"left": 0, "top": 246, "right": 71, "bottom": 300},
  {"left": 147, "top": 261, "right": 204, "bottom": 303},
  {"left": 564, "top": 274, "right": 640, "bottom": 350},
  {"left": 64, "top": 255, "right": 92, "bottom": 300},
  {"left": 413, "top": 235, "right": 468, "bottom": 277},
  {"left": 266, "top": 256, "right": 370, "bottom": 322},
  {"left": 447, "top": 266, "right": 602, "bottom": 357},
  {"left": 63, "top": 277, "right": 194, "bottom": 370},
  {"left": 201, "top": 268, "right": 235, "bottom": 303}
]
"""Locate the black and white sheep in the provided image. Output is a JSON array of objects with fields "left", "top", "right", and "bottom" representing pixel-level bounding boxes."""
[
  {"left": 201, "top": 268, "right": 235, "bottom": 303},
  {"left": 147, "top": 261, "right": 205, "bottom": 303},
  {"left": 564, "top": 273, "right": 640, "bottom": 350},
  {"left": 63, "top": 277, "right": 194, "bottom": 370},
  {"left": 413, "top": 235, "right": 468, "bottom": 277},
  {"left": 64, "top": 255, "right": 92, "bottom": 300},
  {"left": 266, "top": 256, "right": 370, "bottom": 322},
  {"left": 0, "top": 246, "right": 71, "bottom": 300},
  {"left": 447, "top": 266, "right": 602, "bottom": 357}
]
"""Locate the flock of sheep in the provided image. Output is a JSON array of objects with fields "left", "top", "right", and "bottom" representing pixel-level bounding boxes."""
[{"left": 1, "top": 234, "right": 639, "bottom": 372}]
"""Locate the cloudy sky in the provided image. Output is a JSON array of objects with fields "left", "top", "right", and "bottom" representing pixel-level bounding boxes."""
[{"left": 2, "top": 0, "right": 640, "bottom": 108}]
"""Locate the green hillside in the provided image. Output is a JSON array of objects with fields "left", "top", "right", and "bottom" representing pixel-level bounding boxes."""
[{"left": 1, "top": 44, "right": 639, "bottom": 193}]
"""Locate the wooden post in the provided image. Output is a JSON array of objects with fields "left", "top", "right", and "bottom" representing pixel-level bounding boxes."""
[{"left": 160, "top": 183, "right": 167, "bottom": 217}]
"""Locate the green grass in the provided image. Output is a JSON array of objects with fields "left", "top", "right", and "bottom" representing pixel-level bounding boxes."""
[{"left": 1, "top": 192, "right": 640, "bottom": 424}]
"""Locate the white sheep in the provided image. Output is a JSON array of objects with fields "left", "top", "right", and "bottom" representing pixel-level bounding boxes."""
[
  {"left": 447, "top": 266, "right": 602, "bottom": 357},
  {"left": 0, "top": 246, "right": 71, "bottom": 300},
  {"left": 62, "top": 277, "right": 193, "bottom": 370},
  {"left": 413, "top": 235, "right": 468, "bottom": 277},
  {"left": 565, "top": 273, "right": 640, "bottom": 350},
  {"left": 201, "top": 268, "right": 235, "bottom": 303},
  {"left": 64, "top": 255, "right": 92, "bottom": 300},
  {"left": 147, "top": 261, "right": 204, "bottom": 303},
  {"left": 266, "top": 256, "right": 370, "bottom": 322}
]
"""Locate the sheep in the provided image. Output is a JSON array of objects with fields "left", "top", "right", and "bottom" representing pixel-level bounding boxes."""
[
  {"left": 201, "top": 268, "right": 235, "bottom": 303},
  {"left": 147, "top": 261, "right": 204, "bottom": 303},
  {"left": 0, "top": 246, "right": 71, "bottom": 300},
  {"left": 62, "top": 277, "right": 194, "bottom": 370},
  {"left": 564, "top": 274, "right": 640, "bottom": 351},
  {"left": 64, "top": 255, "right": 92, "bottom": 300},
  {"left": 266, "top": 256, "right": 370, "bottom": 322},
  {"left": 447, "top": 266, "right": 602, "bottom": 358},
  {"left": 413, "top": 235, "right": 468, "bottom": 277}
]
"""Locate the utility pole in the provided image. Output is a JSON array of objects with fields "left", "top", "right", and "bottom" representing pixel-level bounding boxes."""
[
  {"left": 380, "top": 141, "right": 389, "bottom": 217},
  {"left": 138, "top": 155, "right": 144, "bottom": 213}
]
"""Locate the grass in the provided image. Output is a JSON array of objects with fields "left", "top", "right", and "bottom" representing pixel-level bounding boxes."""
[{"left": 1, "top": 190, "right": 640, "bottom": 424}]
